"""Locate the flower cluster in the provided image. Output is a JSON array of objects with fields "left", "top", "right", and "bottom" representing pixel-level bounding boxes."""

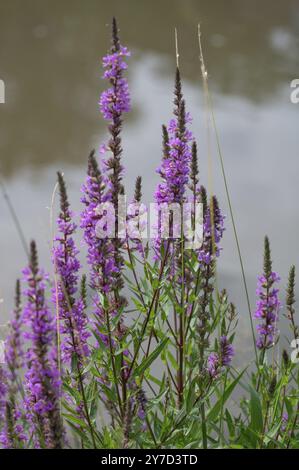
[
  {"left": 81, "top": 151, "right": 119, "bottom": 344},
  {"left": 99, "top": 17, "right": 131, "bottom": 206},
  {"left": 0, "top": 393, "right": 9, "bottom": 447},
  {"left": 198, "top": 195, "right": 225, "bottom": 266},
  {"left": 53, "top": 172, "right": 90, "bottom": 364},
  {"left": 0, "top": 366, "right": 8, "bottom": 421},
  {"left": 0, "top": 281, "right": 27, "bottom": 448},
  {"left": 23, "top": 241, "right": 64, "bottom": 448},
  {"left": 254, "top": 237, "right": 281, "bottom": 350},
  {"left": 255, "top": 272, "right": 281, "bottom": 349},
  {"left": 4, "top": 281, "right": 24, "bottom": 378},
  {"left": 99, "top": 44, "right": 130, "bottom": 121},
  {"left": 99, "top": 16, "right": 130, "bottom": 125},
  {"left": 81, "top": 152, "right": 117, "bottom": 294},
  {"left": 155, "top": 69, "right": 193, "bottom": 205},
  {"left": 0, "top": 405, "right": 27, "bottom": 448},
  {"left": 82, "top": 18, "right": 131, "bottom": 347},
  {"left": 207, "top": 336, "right": 234, "bottom": 378}
]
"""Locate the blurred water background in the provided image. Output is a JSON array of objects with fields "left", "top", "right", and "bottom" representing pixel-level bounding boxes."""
[{"left": 0, "top": 0, "right": 299, "bottom": 364}]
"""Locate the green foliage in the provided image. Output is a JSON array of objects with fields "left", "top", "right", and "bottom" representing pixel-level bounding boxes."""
[{"left": 56, "top": 237, "right": 299, "bottom": 450}]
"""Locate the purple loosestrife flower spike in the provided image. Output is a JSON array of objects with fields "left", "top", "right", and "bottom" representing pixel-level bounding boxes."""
[
  {"left": 81, "top": 151, "right": 116, "bottom": 345},
  {"left": 220, "top": 335, "right": 235, "bottom": 366},
  {"left": 0, "top": 280, "right": 27, "bottom": 448},
  {"left": 188, "top": 141, "right": 201, "bottom": 238},
  {"left": 53, "top": 172, "right": 90, "bottom": 364},
  {"left": 155, "top": 68, "right": 193, "bottom": 205},
  {"left": 81, "top": 151, "right": 116, "bottom": 293},
  {"left": 281, "top": 412, "right": 288, "bottom": 433},
  {"left": 190, "top": 141, "right": 199, "bottom": 191},
  {"left": 0, "top": 403, "right": 13, "bottom": 448},
  {"left": 100, "top": 17, "right": 130, "bottom": 209},
  {"left": 99, "top": 18, "right": 131, "bottom": 312},
  {"left": 154, "top": 69, "right": 193, "bottom": 261},
  {"left": 254, "top": 236, "right": 281, "bottom": 350},
  {"left": 0, "top": 366, "right": 8, "bottom": 426},
  {"left": 286, "top": 265, "right": 298, "bottom": 339},
  {"left": 99, "top": 17, "right": 130, "bottom": 126},
  {"left": 5, "top": 280, "right": 24, "bottom": 380},
  {"left": 207, "top": 336, "right": 234, "bottom": 378},
  {"left": 162, "top": 124, "right": 170, "bottom": 160},
  {"left": 0, "top": 370, "right": 9, "bottom": 448},
  {"left": 198, "top": 195, "right": 225, "bottom": 267},
  {"left": 126, "top": 176, "right": 147, "bottom": 257},
  {"left": 136, "top": 388, "right": 147, "bottom": 421},
  {"left": 197, "top": 195, "right": 225, "bottom": 375},
  {"left": 80, "top": 274, "right": 88, "bottom": 309},
  {"left": 23, "top": 241, "right": 64, "bottom": 449},
  {"left": 97, "top": 19, "right": 131, "bottom": 338}
]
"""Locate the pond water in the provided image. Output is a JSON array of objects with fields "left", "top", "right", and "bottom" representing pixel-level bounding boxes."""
[{"left": 0, "top": 0, "right": 299, "bottom": 364}]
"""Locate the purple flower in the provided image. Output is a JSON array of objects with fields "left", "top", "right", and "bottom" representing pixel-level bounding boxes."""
[
  {"left": 97, "top": 19, "right": 130, "bottom": 312},
  {"left": 81, "top": 151, "right": 118, "bottom": 343},
  {"left": 197, "top": 194, "right": 225, "bottom": 266},
  {"left": 0, "top": 366, "right": 8, "bottom": 422},
  {"left": 5, "top": 280, "right": 24, "bottom": 380},
  {"left": 99, "top": 45, "right": 130, "bottom": 121},
  {"left": 207, "top": 353, "right": 219, "bottom": 379},
  {"left": 281, "top": 412, "right": 288, "bottom": 433},
  {"left": 220, "top": 336, "right": 234, "bottom": 365},
  {"left": 53, "top": 172, "right": 90, "bottom": 364},
  {"left": 0, "top": 281, "right": 27, "bottom": 448},
  {"left": 81, "top": 154, "right": 116, "bottom": 293},
  {"left": 207, "top": 336, "right": 234, "bottom": 378},
  {"left": 23, "top": 241, "right": 64, "bottom": 448},
  {"left": 154, "top": 70, "right": 193, "bottom": 260},
  {"left": 254, "top": 237, "right": 280, "bottom": 350},
  {"left": 0, "top": 403, "right": 27, "bottom": 448},
  {"left": 99, "top": 18, "right": 130, "bottom": 205},
  {"left": 155, "top": 70, "right": 193, "bottom": 206},
  {"left": 136, "top": 389, "right": 147, "bottom": 421},
  {"left": 255, "top": 273, "right": 280, "bottom": 349},
  {"left": 83, "top": 20, "right": 131, "bottom": 304}
]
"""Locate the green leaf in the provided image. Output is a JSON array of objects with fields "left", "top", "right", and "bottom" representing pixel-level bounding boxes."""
[
  {"left": 208, "top": 368, "right": 246, "bottom": 421},
  {"left": 285, "top": 397, "right": 294, "bottom": 419},
  {"left": 225, "top": 409, "right": 235, "bottom": 437},
  {"left": 166, "top": 350, "right": 179, "bottom": 371},
  {"left": 63, "top": 413, "right": 87, "bottom": 429},
  {"left": 248, "top": 385, "right": 263, "bottom": 447},
  {"left": 133, "top": 337, "right": 169, "bottom": 378}
]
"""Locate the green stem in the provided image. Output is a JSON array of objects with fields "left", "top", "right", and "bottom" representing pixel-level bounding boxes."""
[
  {"left": 125, "top": 240, "right": 171, "bottom": 380},
  {"left": 196, "top": 33, "right": 258, "bottom": 365},
  {"left": 200, "top": 402, "right": 208, "bottom": 448},
  {"left": 105, "top": 307, "right": 123, "bottom": 418},
  {"left": 178, "top": 217, "right": 185, "bottom": 408}
]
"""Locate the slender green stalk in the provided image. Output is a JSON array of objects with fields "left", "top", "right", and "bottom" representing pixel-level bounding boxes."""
[
  {"left": 126, "top": 240, "right": 171, "bottom": 380},
  {"left": 218, "top": 370, "right": 228, "bottom": 446},
  {"left": 158, "top": 379, "right": 212, "bottom": 447},
  {"left": 0, "top": 176, "right": 29, "bottom": 257},
  {"left": 59, "top": 276, "right": 98, "bottom": 448},
  {"left": 177, "top": 212, "right": 185, "bottom": 408},
  {"left": 197, "top": 24, "right": 258, "bottom": 366},
  {"left": 105, "top": 305, "right": 123, "bottom": 418}
]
